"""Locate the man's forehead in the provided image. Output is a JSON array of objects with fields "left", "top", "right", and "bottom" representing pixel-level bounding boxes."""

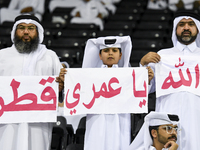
[
  {"left": 18, "top": 23, "right": 36, "bottom": 26},
  {"left": 179, "top": 18, "right": 194, "bottom": 22},
  {"left": 160, "top": 124, "right": 178, "bottom": 127},
  {"left": 103, "top": 47, "right": 120, "bottom": 50}
]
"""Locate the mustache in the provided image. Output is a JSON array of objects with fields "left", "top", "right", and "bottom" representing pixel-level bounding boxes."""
[
  {"left": 168, "top": 135, "right": 177, "bottom": 141},
  {"left": 22, "top": 34, "right": 31, "bottom": 39},
  {"left": 181, "top": 30, "right": 191, "bottom": 35}
]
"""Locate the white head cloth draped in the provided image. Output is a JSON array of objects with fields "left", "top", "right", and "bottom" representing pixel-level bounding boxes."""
[
  {"left": 11, "top": 14, "right": 46, "bottom": 75},
  {"left": 82, "top": 36, "right": 132, "bottom": 68},
  {"left": 128, "top": 111, "right": 179, "bottom": 150},
  {"left": 11, "top": 14, "right": 44, "bottom": 44},
  {"left": 172, "top": 14, "right": 200, "bottom": 47}
]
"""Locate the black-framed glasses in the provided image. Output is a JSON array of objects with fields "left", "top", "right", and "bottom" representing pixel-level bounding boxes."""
[
  {"left": 160, "top": 126, "right": 179, "bottom": 134},
  {"left": 17, "top": 25, "right": 36, "bottom": 32}
]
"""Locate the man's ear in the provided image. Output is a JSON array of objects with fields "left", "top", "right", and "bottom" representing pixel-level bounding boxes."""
[
  {"left": 151, "top": 129, "right": 158, "bottom": 138},
  {"left": 99, "top": 53, "right": 102, "bottom": 60},
  {"left": 119, "top": 53, "right": 122, "bottom": 60}
]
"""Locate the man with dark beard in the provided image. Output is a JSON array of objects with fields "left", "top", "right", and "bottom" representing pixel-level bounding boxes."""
[
  {"left": 14, "top": 25, "right": 39, "bottom": 54},
  {"left": 139, "top": 10, "right": 200, "bottom": 150},
  {"left": 0, "top": 14, "right": 62, "bottom": 150},
  {"left": 128, "top": 111, "right": 179, "bottom": 150}
]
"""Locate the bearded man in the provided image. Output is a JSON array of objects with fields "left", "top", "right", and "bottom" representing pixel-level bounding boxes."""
[
  {"left": 139, "top": 10, "right": 200, "bottom": 150},
  {"left": 128, "top": 111, "right": 179, "bottom": 150},
  {"left": 0, "top": 14, "right": 62, "bottom": 150}
]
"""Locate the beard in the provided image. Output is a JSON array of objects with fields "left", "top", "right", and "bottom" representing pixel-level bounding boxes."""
[
  {"left": 176, "top": 30, "right": 197, "bottom": 45},
  {"left": 14, "top": 34, "right": 39, "bottom": 54},
  {"left": 157, "top": 132, "right": 177, "bottom": 146}
]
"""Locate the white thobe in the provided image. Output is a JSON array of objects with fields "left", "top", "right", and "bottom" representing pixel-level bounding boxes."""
[
  {"left": 149, "top": 146, "right": 168, "bottom": 150},
  {"left": 168, "top": 0, "right": 196, "bottom": 10},
  {"left": 96, "top": 0, "right": 116, "bottom": 14},
  {"left": 0, "top": 0, "right": 45, "bottom": 23},
  {"left": 0, "top": 44, "right": 62, "bottom": 150},
  {"left": 148, "top": 41, "right": 200, "bottom": 150},
  {"left": 84, "top": 65, "right": 130, "bottom": 150},
  {"left": 70, "top": 0, "right": 109, "bottom": 30},
  {"left": 147, "top": 0, "right": 168, "bottom": 10}
]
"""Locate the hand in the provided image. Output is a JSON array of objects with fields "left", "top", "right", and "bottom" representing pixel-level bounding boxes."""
[
  {"left": 55, "top": 68, "right": 67, "bottom": 92},
  {"left": 20, "top": 7, "right": 34, "bottom": 13},
  {"left": 140, "top": 52, "right": 161, "bottom": 66},
  {"left": 147, "top": 66, "right": 154, "bottom": 85},
  {"left": 56, "top": 76, "right": 64, "bottom": 92},
  {"left": 75, "top": 12, "right": 81, "bottom": 17},
  {"left": 58, "top": 102, "right": 64, "bottom": 107},
  {"left": 97, "top": 13, "right": 103, "bottom": 19},
  {"left": 164, "top": 141, "right": 178, "bottom": 150},
  {"left": 101, "top": 1, "right": 105, "bottom": 5},
  {"left": 59, "top": 68, "right": 67, "bottom": 82}
]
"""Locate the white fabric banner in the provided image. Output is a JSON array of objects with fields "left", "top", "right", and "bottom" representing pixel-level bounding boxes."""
[
  {"left": 64, "top": 67, "right": 148, "bottom": 116},
  {"left": 0, "top": 76, "right": 58, "bottom": 123},
  {"left": 156, "top": 55, "right": 200, "bottom": 98}
]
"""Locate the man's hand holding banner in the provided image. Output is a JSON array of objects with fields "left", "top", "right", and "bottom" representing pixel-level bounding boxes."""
[{"left": 156, "top": 55, "right": 200, "bottom": 98}]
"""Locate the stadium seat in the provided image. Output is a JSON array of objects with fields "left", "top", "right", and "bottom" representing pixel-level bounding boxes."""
[
  {"left": 41, "top": 21, "right": 65, "bottom": 29},
  {"left": 140, "top": 13, "right": 172, "bottom": 22},
  {"left": 51, "top": 7, "right": 74, "bottom": 24},
  {"left": 66, "top": 124, "right": 75, "bottom": 145},
  {"left": 130, "top": 50, "right": 149, "bottom": 67},
  {"left": 104, "top": 21, "right": 136, "bottom": 30},
  {"left": 97, "top": 29, "right": 131, "bottom": 37},
  {"left": 66, "top": 143, "right": 84, "bottom": 150},
  {"left": 108, "top": 14, "right": 141, "bottom": 22},
  {"left": 54, "top": 29, "right": 96, "bottom": 39},
  {"left": 52, "top": 47, "right": 83, "bottom": 68},
  {"left": 144, "top": 9, "right": 173, "bottom": 15},
  {"left": 50, "top": 116, "right": 68, "bottom": 150},
  {"left": 75, "top": 117, "right": 86, "bottom": 144},
  {"left": 52, "top": 7, "right": 74, "bottom": 16},
  {"left": 115, "top": 7, "right": 144, "bottom": 15},
  {"left": 136, "top": 21, "right": 171, "bottom": 31},
  {"left": 118, "top": 1, "right": 147, "bottom": 9},
  {"left": 67, "top": 23, "right": 100, "bottom": 31},
  {"left": 131, "top": 30, "right": 165, "bottom": 40},
  {"left": 131, "top": 113, "right": 147, "bottom": 142},
  {"left": 0, "top": 0, "right": 11, "bottom": 8},
  {"left": 45, "top": 37, "right": 86, "bottom": 49},
  {"left": 132, "top": 39, "right": 163, "bottom": 51}
]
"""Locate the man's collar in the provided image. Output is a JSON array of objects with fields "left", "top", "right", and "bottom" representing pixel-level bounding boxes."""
[
  {"left": 176, "top": 41, "right": 197, "bottom": 52},
  {"left": 150, "top": 145, "right": 168, "bottom": 150}
]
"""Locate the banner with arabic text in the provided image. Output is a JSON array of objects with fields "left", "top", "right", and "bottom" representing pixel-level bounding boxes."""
[
  {"left": 156, "top": 55, "right": 200, "bottom": 98},
  {"left": 0, "top": 76, "right": 58, "bottom": 123},
  {"left": 64, "top": 67, "right": 148, "bottom": 116}
]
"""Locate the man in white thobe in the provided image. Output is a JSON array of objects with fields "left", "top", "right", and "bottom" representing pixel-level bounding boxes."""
[
  {"left": 168, "top": 0, "right": 200, "bottom": 11},
  {"left": 140, "top": 10, "right": 200, "bottom": 150},
  {"left": 0, "top": 14, "right": 62, "bottom": 150},
  {"left": 128, "top": 111, "right": 179, "bottom": 150},
  {"left": 0, "top": 0, "right": 45, "bottom": 23},
  {"left": 70, "top": 0, "right": 109, "bottom": 30},
  {"left": 147, "top": 0, "right": 168, "bottom": 10}
]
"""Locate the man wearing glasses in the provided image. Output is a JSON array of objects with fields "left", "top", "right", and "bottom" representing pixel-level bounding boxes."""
[
  {"left": 0, "top": 14, "right": 62, "bottom": 150},
  {"left": 128, "top": 111, "right": 179, "bottom": 150}
]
